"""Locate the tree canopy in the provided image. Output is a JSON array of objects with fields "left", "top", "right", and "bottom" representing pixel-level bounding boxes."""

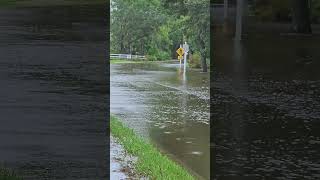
[{"left": 111, "top": 0, "right": 210, "bottom": 71}]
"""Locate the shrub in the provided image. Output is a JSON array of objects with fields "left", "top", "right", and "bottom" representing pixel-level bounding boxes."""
[
  {"left": 312, "top": 0, "right": 320, "bottom": 23},
  {"left": 189, "top": 52, "right": 201, "bottom": 68},
  {"left": 157, "top": 51, "right": 170, "bottom": 61},
  {"left": 146, "top": 55, "right": 157, "bottom": 61}
]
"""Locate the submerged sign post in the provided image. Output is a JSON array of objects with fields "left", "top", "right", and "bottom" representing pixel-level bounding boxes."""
[
  {"left": 176, "top": 46, "right": 184, "bottom": 67},
  {"left": 176, "top": 42, "right": 189, "bottom": 72},
  {"left": 183, "top": 42, "right": 189, "bottom": 72}
]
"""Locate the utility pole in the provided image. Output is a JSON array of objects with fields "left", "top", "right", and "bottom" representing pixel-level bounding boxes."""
[
  {"left": 235, "top": 0, "right": 244, "bottom": 41},
  {"left": 183, "top": 42, "right": 189, "bottom": 74},
  {"left": 224, "top": 0, "right": 229, "bottom": 21}
]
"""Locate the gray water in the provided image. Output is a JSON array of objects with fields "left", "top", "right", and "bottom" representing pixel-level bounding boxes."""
[
  {"left": 111, "top": 63, "right": 210, "bottom": 179},
  {"left": 0, "top": 5, "right": 108, "bottom": 179},
  {"left": 212, "top": 28, "right": 320, "bottom": 179}
]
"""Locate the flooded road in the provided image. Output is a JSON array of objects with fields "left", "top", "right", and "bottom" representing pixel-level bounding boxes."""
[
  {"left": 111, "top": 63, "right": 210, "bottom": 179},
  {"left": 0, "top": 5, "right": 108, "bottom": 179},
  {"left": 212, "top": 29, "right": 320, "bottom": 179}
]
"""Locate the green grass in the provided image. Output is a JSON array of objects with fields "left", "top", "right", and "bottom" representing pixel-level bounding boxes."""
[
  {"left": 110, "top": 115, "right": 195, "bottom": 180},
  {"left": 0, "top": 168, "right": 21, "bottom": 180}
]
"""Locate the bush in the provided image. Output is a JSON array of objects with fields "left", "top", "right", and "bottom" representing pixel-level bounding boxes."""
[
  {"left": 146, "top": 55, "right": 157, "bottom": 61},
  {"left": 254, "top": 0, "right": 291, "bottom": 22},
  {"left": 254, "top": 0, "right": 320, "bottom": 23},
  {"left": 157, "top": 51, "right": 170, "bottom": 61},
  {"left": 147, "top": 47, "right": 170, "bottom": 61},
  {"left": 189, "top": 52, "right": 201, "bottom": 68},
  {"left": 312, "top": 0, "right": 320, "bottom": 23}
]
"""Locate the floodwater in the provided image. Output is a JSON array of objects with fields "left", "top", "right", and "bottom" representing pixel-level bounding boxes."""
[
  {"left": 0, "top": 5, "right": 108, "bottom": 179},
  {"left": 110, "top": 136, "right": 137, "bottom": 179},
  {"left": 111, "top": 63, "right": 210, "bottom": 179},
  {"left": 212, "top": 26, "right": 320, "bottom": 179}
]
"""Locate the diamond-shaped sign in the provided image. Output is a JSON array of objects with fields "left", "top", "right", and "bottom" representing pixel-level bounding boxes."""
[{"left": 176, "top": 47, "right": 184, "bottom": 56}]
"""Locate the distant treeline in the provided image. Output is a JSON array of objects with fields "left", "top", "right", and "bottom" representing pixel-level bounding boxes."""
[
  {"left": 253, "top": 0, "right": 320, "bottom": 23},
  {"left": 214, "top": 0, "right": 320, "bottom": 23},
  {"left": 111, "top": 0, "right": 209, "bottom": 72}
]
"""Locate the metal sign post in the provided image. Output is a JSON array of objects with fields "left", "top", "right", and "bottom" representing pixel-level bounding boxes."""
[
  {"left": 176, "top": 44, "right": 185, "bottom": 68},
  {"left": 178, "top": 55, "right": 183, "bottom": 67},
  {"left": 183, "top": 42, "right": 189, "bottom": 73}
]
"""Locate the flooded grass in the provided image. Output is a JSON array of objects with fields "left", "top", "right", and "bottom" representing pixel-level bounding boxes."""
[
  {"left": 110, "top": 115, "right": 195, "bottom": 180},
  {"left": 0, "top": 168, "right": 21, "bottom": 180}
]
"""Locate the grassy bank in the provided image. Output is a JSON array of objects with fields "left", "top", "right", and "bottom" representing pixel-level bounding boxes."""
[
  {"left": 110, "top": 115, "right": 194, "bottom": 180},
  {"left": 0, "top": 168, "right": 21, "bottom": 180}
]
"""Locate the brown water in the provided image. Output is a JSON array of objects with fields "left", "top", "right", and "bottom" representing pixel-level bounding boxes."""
[{"left": 111, "top": 63, "right": 210, "bottom": 179}]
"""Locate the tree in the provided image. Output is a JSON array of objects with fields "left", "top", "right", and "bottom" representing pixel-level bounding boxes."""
[
  {"left": 183, "top": 0, "right": 210, "bottom": 72},
  {"left": 291, "top": 0, "right": 312, "bottom": 33},
  {"left": 111, "top": 0, "right": 209, "bottom": 66},
  {"left": 111, "top": 0, "right": 166, "bottom": 55}
]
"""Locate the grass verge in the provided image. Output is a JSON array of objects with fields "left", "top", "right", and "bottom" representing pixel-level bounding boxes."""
[
  {"left": 110, "top": 115, "right": 195, "bottom": 180},
  {"left": 0, "top": 168, "right": 21, "bottom": 180}
]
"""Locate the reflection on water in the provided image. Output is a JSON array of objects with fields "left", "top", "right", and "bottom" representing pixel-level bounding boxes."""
[
  {"left": 111, "top": 63, "right": 210, "bottom": 179},
  {"left": 212, "top": 30, "right": 320, "bottom": 179}
]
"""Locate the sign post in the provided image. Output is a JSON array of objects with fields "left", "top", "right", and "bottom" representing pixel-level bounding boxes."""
[
  {"left": 182, "top": 42, "right": 189, "bottom": 73},
  {"left": 178, "top": 55, "right": 183, "bottom": 67},
  {"left": 176, "top": 45, "right": 184, "bottom": 68}
]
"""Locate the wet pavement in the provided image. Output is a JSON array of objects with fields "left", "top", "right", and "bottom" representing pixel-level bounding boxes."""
[
  {"left": 0, "top": 5, "right": 108, "bottom": 179},
  {"left": 111, "top": 62, "right": 210, "bottom": 179},
  {"left": 212, "top": 30, "right": 320, "bottom": 179}
]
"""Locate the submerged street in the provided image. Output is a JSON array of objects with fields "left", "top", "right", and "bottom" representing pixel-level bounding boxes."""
[
  {"left": 111, "top": 62, "right": 210, "bottom": 179},
  {"left": 0, "top": 6, "right": 108, "bottom": 179}
]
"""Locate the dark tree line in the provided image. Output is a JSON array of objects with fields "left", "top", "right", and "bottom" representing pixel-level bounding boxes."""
[{"left": 219, "top": 0, "right": 318, "bottom": 34}]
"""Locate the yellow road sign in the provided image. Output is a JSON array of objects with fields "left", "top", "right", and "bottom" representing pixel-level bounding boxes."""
[
  {"left": 178, "top": 55, "right": 183, "bottom": 60},
  {"left": 176, "top": 47, "right": 184, "bottom": 56}
]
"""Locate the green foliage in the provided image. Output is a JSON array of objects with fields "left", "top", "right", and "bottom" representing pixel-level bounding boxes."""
[
  {"left": 189, "top": 52, "right": 201, "bottom": 68},
  {"left": 110, "top": 115, "right": 194, "bottom": 179},
  {"left": 146, "top": 55, "right": 157, "bottom": 61},
  {"left": 253, "top": 0, "right": 320, "bottom": 23},
  {"left": 182, "top": 0, "right": 210, "bottom": 69},
  {"left": 253, "top": 0, "right": 291, "bottom": 21},
  {"left": 0, "top": 168, "right": 21, "bottom": 180},
  {"left": 312, "top": 0, "right": 320, "bottom": 23},
  {"left": 111, "top": 0, "right": 209, "bottom": 66},
  {"left": 111, "top": 0, "right": 166, "bottom": 55}
]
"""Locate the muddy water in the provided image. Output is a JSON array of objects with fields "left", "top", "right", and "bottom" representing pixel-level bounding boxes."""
[
  {"left": 212, "top": 31, "right": 320, "bottom": 179},
  {"left": 111, "top": 63, "right": 210, "bottom": 179}
]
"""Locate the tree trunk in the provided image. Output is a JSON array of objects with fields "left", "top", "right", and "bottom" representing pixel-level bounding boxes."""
[
  {"left": 198, "top": 30, "right": 208, "bottom": 72},
  {"left": 235, "top": 0, "right": 244, "bottom": 41},
  {"left": 201, "top": 51, "right": 208, "bottom": 72},
  {"left": 224, "top": 0, "right": 229, "bottom": 22},
  {"left": 292, "top": 0, "right": 312, "bottom": 34}
]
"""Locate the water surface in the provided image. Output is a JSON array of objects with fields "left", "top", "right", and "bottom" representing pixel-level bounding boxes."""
[
  {"left": 212, "top": 29, "right": 320, "bottom": 179},
  {"left": 111, "top": 62, "right": 210, "bottom": 179},
  {"left": 0, "top": 5, "right": 108, "bottom": 179}
]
